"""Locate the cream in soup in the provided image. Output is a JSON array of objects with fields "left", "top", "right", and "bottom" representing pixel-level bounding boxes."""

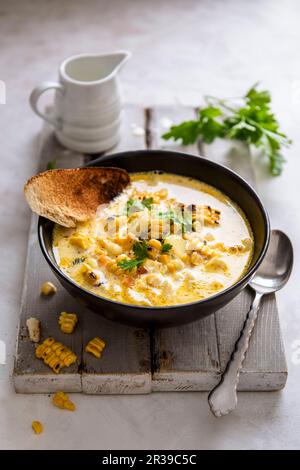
[{"left": 53, "top": 172, "right": 253, "bottom": 306}]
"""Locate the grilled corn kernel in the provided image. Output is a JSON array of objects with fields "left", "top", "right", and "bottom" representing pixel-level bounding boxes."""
[
  {"left": 59, "top": 312, "right": 78, "bottom": 334},
  {"left": 190, "top": 251, "right": 203, "bottom": 266},
  {"left": 70, "top": 233, "right": 91, "bottom": 250},
  {"left": 197, "top": 244, "right": 215, "bottom": 258},
  {"left": 101, "top": 239, "right": 123, "bottom": 256},
  {"left": 242, "top": 238, "right": 252, "bottom": 251},
  {"left": 148, "top": 239, "right": 162, "bottom": 250},
  {"left": 98, "top": 254, "right": 111, "bottom": 266},
  {"left": 85, "top": 257, "right": 98, "bottom": 269},
  {"left": 203, "top": 206, "right": 221, "bottom": 225},
  {"left": 205, "top": 257, "right": 229, "bottom": 273},
  {"left": 156, "top": 188, "right": 168, "bottom": 199},
  {"left": 116, "top": 254, "right": 129, "bottom": 262},
  {"left": 32, "top": 421, "right": 43, "bottom": 434},
  {"left": 159, "top": 254, "right": 170, "bottom": 264},
  {"left": 60, "top": 257, "right": 70, "bottom": 268},
  {"left": 167, "top": 259, "right": 184, "bottom": 272},
  {"left": 181, "top": 253, "right": 190, "bottom": 263},
  {"left": 146, "top": 273, "right": 164, "bottom": 287},
  {"left": 85, "top": 337, "right": 106, "bottom": 358},
  {"left": 205, "top": 232, "right": 215, "bottom": 242},
  {"left": 41, "top": 281, "right": 57, "bottom": 296},
  {"left": 35, "top": 338, "right": 77, "bottom": 374},
  {"left": 108, "top": 263, "right": 122, "bottom": 275},
  {"left": 52, "top": 391, "right": 76, "bottom": 411},
  {"left": 81, "top": 263, "right": 103, "bottom": 285}
]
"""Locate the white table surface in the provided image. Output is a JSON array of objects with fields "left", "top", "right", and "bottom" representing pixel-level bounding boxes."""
[{"left": 0, "top": 0, "right": 299, "bottom": 450}]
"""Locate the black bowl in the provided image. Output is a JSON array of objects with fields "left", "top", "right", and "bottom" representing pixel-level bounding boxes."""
[{"left": 38, "top": 150, "right": 270, "bottom": 328}]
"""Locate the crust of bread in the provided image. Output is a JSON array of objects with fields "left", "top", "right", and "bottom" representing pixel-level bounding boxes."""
[{"left": 24, "top": 167, "right": 130, "bottom": 227}]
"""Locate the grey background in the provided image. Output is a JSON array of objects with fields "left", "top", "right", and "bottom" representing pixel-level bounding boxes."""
[{"left": 0, "top": 0, "right": 299, "bottom": 449}]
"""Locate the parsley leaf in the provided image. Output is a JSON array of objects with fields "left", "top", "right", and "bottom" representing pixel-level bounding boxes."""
[
  {"left": 158, "top": 208, "right": 192, "bottom": 233},
  {"left": 117, "top": 240, "right": 149, "bottom": 271},
  {"left": 133, "top": 240, "right": 149, "bottom": 259},
  {"left": 162, "top": 84, "right": 291, "bottom": 176},
  {"left": 126, "top": 197, "right": 154, "bottom": 214},
  {"left": 46, "top": 160, "right": 57, "bottom": 170},
  {"left": 162, "top": 242, "right": 172, "bottom": 253},
  {"left": 163, "top": 120, "right": 200, "bottom": 145},
  {"left": 142, "top": 197, "right": 154, "bottom": 210},
  {"left": 117, "top": 258, "right": 144, "bottom": 271}
]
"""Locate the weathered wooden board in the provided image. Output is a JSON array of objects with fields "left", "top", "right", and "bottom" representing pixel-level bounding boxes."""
[
  {"left": 14, "top": 104, "right": 287, "bottom": 394},
  {"left": 14, "top": 106, "right": 152, "bottom": 394}
]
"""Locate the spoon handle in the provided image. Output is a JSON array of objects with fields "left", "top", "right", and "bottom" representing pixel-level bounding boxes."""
[{"left": 208, "top": 291, "right": 263, "bottom": 417}]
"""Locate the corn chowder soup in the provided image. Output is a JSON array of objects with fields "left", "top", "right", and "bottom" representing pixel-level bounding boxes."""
[{"left": 53, "top": 172, "right": 254, "bottom": 307}]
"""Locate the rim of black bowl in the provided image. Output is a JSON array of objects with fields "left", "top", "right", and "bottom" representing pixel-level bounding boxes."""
[{"left": 38, "top": 150, "right": 270, "bottom": 311}]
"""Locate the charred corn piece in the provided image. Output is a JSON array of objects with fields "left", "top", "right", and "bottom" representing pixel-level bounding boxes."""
[
  {"left": 35, "top": 337, "right": 77, "bottom": 374},
  {"left": 203, "top": 205, "right": 221, "bottom": 225},
  {"left": 58, "top": 312, "right": 78, "bottom": 334},
  {"left": 85, "top": 337, "right": 106, "bottom": 358},
  {"left": 197, "top": 243, "right": 216, "bottom": 258},
  {"left": 70, "top": 233, "right": 92, "bottom": 250},
  {"left": 32, "top": 421, "right": 43, "bottom": 434},
  {"left": 52, "top": 391, "right": 76, "bottom": 411},
  {"left": 41, "top": 281, "right": 57, "bottom": 296}
]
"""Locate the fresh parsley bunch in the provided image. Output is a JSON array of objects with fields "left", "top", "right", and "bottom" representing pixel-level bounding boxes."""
[{"left": 162, "top": 84, "right": 291, "bottom": 176}]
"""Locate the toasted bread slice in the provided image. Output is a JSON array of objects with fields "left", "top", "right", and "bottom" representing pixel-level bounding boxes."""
[{"left": 24, "top": 167, "right": 130, "bottom": 227}]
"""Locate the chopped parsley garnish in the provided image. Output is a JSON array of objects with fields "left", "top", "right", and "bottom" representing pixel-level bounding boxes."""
[
  {"left": 141, "top": 197, "right": 154, "bottom": 210},
  {"left": 117, "top": 258, "right": 144, "bottom": 271},
  {"left": 158, "top": 208, "right": 192, "bottom": 233},
  {"left": 125, "top": 197, "right": 154, "bottom": 214},
  {"left": 161, "top": 241, "right": 172, "bottom": 253},
  {"left": 117, "top": 240, "right": 149, "bottom": 271}
]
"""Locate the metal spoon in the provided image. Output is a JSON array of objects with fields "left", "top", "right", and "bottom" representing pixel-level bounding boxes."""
[{"left": 208, "top": 229, "right": 293, "bottom": 417}]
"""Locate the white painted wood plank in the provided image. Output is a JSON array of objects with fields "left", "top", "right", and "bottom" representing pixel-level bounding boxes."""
[
  {"left": 152, "top": 318, "right": 220, "bottom": 391},
  {"left": 114, "top": 105, "right": 146, "bottom": 152},
  {"left": 14, "top": 137, "right": 85, "bottom": 392},
  {"left": 148, "top": 105, "right": 199, "bottom": 155},
  {"left": 82, "top": 311, "right": 151, "bottom": 394}
]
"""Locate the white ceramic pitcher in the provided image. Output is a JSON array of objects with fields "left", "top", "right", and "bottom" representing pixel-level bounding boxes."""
[{"left": 30, "top": 51, "right": 131, "bottom": 153}]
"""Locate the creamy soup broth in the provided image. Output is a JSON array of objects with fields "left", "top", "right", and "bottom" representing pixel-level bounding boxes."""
[{"left": 53, "top": 172, "right": 254, "bottom": 306}]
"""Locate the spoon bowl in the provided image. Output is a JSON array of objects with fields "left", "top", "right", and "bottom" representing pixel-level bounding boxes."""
[{"left": 249, "top": 229, "right": 293, "bottom": 294}]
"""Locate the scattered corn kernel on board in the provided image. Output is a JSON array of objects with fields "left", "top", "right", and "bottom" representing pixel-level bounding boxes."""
[{"left": 14, "top": 105, "right": 287, "bottom": 394}]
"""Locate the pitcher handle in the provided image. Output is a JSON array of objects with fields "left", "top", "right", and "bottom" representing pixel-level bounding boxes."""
[{"left": 29, "top": 81, "right": 64, "bottom": 129}]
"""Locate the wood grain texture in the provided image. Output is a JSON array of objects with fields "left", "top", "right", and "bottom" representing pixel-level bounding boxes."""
[
  {"left": 14, "top": 133, "right": 85, "bottom": 393},
  {"left": 82, "top": 311, "right": 151, "bottom": 394}
]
